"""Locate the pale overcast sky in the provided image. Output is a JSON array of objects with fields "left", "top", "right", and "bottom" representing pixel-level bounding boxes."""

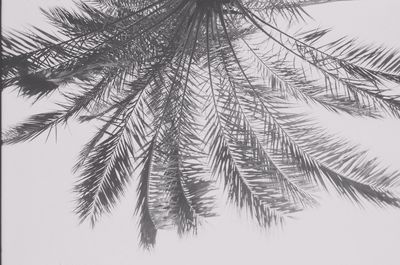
[{"left": 2, "top": 1, "right": 400, "bottom": 265}]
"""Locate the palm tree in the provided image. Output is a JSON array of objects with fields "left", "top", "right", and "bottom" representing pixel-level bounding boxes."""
[{"left": 2, "top": 0, "right": 400, "bottom": 249}]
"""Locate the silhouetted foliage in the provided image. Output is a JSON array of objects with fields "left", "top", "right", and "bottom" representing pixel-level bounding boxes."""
[{"left": 2, "top": 0, "right": 400, "bottom": 249}]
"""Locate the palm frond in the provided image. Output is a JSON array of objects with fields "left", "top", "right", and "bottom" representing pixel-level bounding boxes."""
[
  {"left": 298, "top": 28, "right": 400, "bottom": 84},
  {"left": 216, "top": 10, "right": 400, "bottom": 208},
  {"left": 2, "top": 111, "right": 65, "bottom": 144},
  {"left": 236, "top": 4, "right": 400, "bottom": 117},
  {"left": 2, "top": 0, "right": 400, "bottom": 249}
]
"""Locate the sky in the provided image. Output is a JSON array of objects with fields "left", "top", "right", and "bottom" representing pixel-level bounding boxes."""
[{"left": 2, "top": 1, "right": 400, "bottom": 265}]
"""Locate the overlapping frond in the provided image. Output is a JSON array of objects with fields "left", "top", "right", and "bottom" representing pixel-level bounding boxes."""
[
  {"left": 213, "top": 9, "right": 400, "bottom": 207},
  {"left": 242, "top": 0, "right": 350, "bottom": 25},
  {"left": 203, "top": 33, "right": 316, "bottom": 227},
  {"left": 234, "top": 5, "right": 400, "bottom": 117},
  {"left": 298, "top": 28, "right": 400, "bottom": 83},
  {"left": 2, "top": 0, "right": 400, "bottom": 249},
  {"left": 161, "top": 77, "right": 216, "bottom": 234}
]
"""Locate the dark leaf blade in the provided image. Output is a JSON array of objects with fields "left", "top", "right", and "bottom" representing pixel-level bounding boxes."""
[{"left": 2, "top": 111, "right": 64, "bottom": 145}]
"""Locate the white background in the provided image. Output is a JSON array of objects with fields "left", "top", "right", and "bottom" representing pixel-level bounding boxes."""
[{"left": 2, "top": 0, "right": 400, "bottom": 264}]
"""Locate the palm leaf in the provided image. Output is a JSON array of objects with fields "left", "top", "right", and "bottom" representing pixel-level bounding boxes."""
[{"left": 2, "top": 0, "right": 400, "bottom": 249}]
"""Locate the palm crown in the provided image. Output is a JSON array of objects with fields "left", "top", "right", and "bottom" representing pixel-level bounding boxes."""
[{"left": 2, "top": 0, "right": 400, "bottom": 249}]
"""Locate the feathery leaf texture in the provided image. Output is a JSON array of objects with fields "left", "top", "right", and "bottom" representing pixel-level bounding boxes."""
[{"left": 2, "top": 0, "right": 400, "bottom": 248}]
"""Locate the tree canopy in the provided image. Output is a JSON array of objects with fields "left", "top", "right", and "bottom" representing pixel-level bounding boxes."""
[{"left": 2, "top": 0, "right": 400, "bottom": 248}]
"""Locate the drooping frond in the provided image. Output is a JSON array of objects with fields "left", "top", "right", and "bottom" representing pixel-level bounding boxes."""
[
  {"left": 229, "top": 3, "right": 400, "bottom": 116},
  {"left": 202, "top": 17, "right": 317, "bottom": 227},
  {"left": 2, "top": 0, "right": 185, "bottom": 99},
  {"left": 2, "top": 111, "right": 65, "bottom": 144},
  {"left": 213, "top": 10, "right": 400, "bottom": 208},
  {"left": 159, "top": 21, "right": 217, "bottom": 234},
  {"left": 236, "top": 30, "right": 380, "bottom": 117},
  {"left": 2, "top": 0, "right": 400, "bottom": 249},
  {"left": 297, "top": 28, "right": 400, "bottom": 84},
  {"left": 161, "top": 76, "right": 216, "bottom": 234}
]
